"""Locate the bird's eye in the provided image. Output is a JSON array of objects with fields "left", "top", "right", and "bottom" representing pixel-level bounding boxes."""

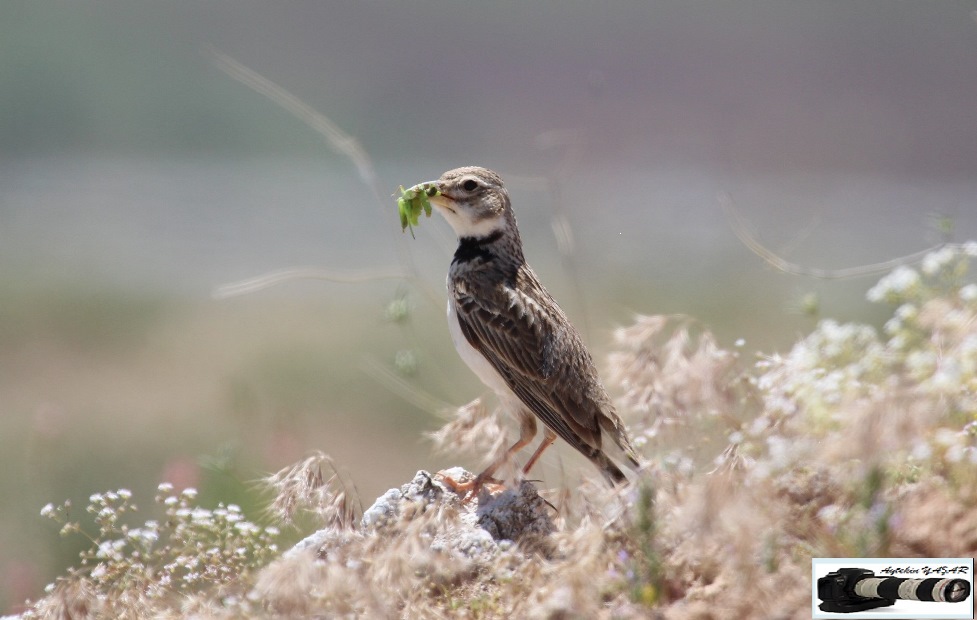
[{"left": 461, "top": 178, "right": 479, "bottom": 192}]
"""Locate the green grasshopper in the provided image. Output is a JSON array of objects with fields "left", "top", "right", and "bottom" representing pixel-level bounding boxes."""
[{"left": 397, "top": 183, "right": 439, "bottom": 238}]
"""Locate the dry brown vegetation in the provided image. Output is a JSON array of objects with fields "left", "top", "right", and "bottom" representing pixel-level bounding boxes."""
[{"left": 20, "top": 244, "right": 977, "bottom": 619}]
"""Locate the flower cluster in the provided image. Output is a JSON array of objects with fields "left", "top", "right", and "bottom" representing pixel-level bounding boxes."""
[
  {"left": 751, "top": 243, "right": 977, "bottom": 477},
  {"left": 26, "top": 484, "right": 280, "bottom": 617},
  {"left": 603, "top": 243, "right": 977, "bottom": 615},
  {"left": 875, "top": 250, "right": 977, "bottom": 413},
  {"left": 755, "top": 319, "right": 888, "bottom": 431}
]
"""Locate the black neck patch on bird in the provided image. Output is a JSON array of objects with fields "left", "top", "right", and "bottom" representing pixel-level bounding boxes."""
[{"left": 453, "top": 230, "right": 504, "bottom": 265}]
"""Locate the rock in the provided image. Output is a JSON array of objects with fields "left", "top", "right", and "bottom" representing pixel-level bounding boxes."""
[
  {"left": 292, "top": 468, "right": 555, "bottom": 562},
  {"left": 476, "top": 477, "right": 556, "bottom": 546},
  {"left": 285, "top": 527, "right": 362, "bottom": 560}
]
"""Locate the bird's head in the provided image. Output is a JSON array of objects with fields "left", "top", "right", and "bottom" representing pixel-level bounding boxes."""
[{"left": 427, "top": 166, "right": 512, "bottom": 239}]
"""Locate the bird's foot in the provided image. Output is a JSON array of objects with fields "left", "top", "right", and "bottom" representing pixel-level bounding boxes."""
[{"left": 435, "top": 469, "right": 505, "bottom": 502}]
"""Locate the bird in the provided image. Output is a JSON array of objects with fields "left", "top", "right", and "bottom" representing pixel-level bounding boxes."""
[{"left": 420, "top": 166, "right": 640, "bottom": 494}]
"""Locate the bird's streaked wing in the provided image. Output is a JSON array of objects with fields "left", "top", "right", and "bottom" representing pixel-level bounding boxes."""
[{"left": 452, "top": 272, "right": 605, "bottom": 457}]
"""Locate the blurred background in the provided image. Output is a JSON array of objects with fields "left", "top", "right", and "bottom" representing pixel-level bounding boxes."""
[{"left": 1, "top": 1, "right": 976, "bottom": 610}]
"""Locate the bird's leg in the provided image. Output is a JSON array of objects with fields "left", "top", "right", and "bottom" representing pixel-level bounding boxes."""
[
  {"left": 440, "top": 411, "right": 537, "bottom": 499},
  {"left": 521, "top": 427, "right": 557, "bottom": 477}
]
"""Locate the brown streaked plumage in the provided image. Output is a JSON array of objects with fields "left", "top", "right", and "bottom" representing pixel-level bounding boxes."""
[{"left": 421, "top": 166, "right": 639, "bottom": 491}]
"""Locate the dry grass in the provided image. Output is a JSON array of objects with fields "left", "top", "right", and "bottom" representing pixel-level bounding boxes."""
[{"left": 18, "top": 243, "right": 977, "bottom": 618}]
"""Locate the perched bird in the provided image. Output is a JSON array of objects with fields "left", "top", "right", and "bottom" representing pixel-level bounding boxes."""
[{"left": 422, "top": 166, "right": 640, "bottom": 492}]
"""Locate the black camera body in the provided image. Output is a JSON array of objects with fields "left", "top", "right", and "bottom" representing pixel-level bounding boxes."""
[
  {"left": 817, "top": 568, "right": 895, "bottom": 613},
  {"left": 818, "top": 567, "right": 972, "bottom": 613}
]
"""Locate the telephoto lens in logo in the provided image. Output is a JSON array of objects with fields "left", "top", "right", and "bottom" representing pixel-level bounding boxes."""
[{"left": 817, "top": 567, "right": 972, "bottom": 613}]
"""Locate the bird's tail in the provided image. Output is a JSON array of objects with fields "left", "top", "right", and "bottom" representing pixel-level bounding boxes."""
[
  {"left": 598, "top": 415, "right": 642, "bottom": 471},
  {"left": 592, "top": 451, "right": 629, "bottom": 486}
]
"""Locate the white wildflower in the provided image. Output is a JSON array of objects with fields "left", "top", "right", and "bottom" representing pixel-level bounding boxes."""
[
  {"left": 934, "top": 428, "right": 958, "bottom": 447},
  {"left": 888, "top": 334, "right": 907, "bottom": 351},
  {"left": 946, "top": 443, "right": 966, "bottom": 463},
  {"left": 817, "top": 504, "right": 845, "bottom": 529},
  {"left": 911, "top": 441, "right": 932, "bottom": 461},
  {"left": 127, "top": 528, "right": 159, "bottom": 545},
  {"left": 748, "top": 416, "right": 771, "bottom": 436},
  {"left": 867, "top": 266, "right": 920, "bottom": 303},
  {"left": 234, "top": 521, "right": 260, "bottom": 535},
  {"left": 906, "top": 350, "right": 936, "bottom": 377},
  {"left": 95, "top": 539, "right": 126, "bottom": 560},
  {"left": 929, "top": 360, "right": 961, "bottom": 392},
  {"left": 922, "top": 246, "right": 956, "bottom": 275},
  {"left": 895, "top": 304, "right": 917, "bottom": 321},
  {"left": 961, "top": 335, "right": 977, "bottom": 359}
]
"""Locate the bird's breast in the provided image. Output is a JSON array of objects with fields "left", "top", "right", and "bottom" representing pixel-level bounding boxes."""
[{"left": 446, "top": 298, "right": 511, "bottom": 396}]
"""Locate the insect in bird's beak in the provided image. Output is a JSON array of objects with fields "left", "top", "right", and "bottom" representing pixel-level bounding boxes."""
[{"left": 396, "top": 182, "right": 441, "bottom": 237}]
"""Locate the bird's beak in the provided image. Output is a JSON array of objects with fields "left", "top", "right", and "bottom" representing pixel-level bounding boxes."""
[
  {"left": 428, "top": 194, "right": 452, "bottom": 210},
  {"left": 425, "top": 182, "right": 457, "bottom": 212}
]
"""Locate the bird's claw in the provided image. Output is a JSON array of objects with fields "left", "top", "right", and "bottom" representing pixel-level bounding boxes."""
[{"left": 435, "top": 470, "right": 506, "bottom": 502}]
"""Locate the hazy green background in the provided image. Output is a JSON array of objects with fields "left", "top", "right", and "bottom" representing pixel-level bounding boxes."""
[{"left": 2, "top": 1, "right": 976, "bottom": 611}]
